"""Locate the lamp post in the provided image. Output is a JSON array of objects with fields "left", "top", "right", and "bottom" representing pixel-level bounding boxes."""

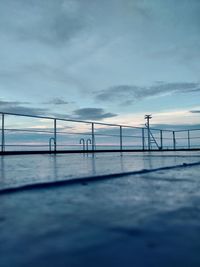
[{"left": 145, "top": 114, "right": 152, "bottom": 151}]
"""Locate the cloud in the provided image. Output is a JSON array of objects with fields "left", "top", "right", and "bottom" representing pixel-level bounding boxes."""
[
  {"left": 95, "top": 82, "right": 200, "bottom": 105},
  {"left": 190, "top": 110, "right": 200, "bottom": 113},
  {"left": 0, "top": 100, "right": 116, "bottom": 122},
  {"left": 44, "top": 98, "right": 69, "bottom": 105},
  {"left": 0, "top": 0, "right": 200, "bottom": 123},
  {"left": 72, "top": 108, "right": 117, "bottom": 120},
  {"left": 0, "top": 100, "right": 47, "bottom": 116},
  {"left": 0, "top": 0, "right": 86, "bottom": 46}
]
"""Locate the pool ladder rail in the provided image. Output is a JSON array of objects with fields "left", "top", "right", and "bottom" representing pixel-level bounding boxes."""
[{"left": 80, "top": 138, "right": 92, "bottom": 151}]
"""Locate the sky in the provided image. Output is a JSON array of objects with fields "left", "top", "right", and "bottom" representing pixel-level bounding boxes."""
[{"left": 0, "top": 0, "right": 200, "bottom": 128}]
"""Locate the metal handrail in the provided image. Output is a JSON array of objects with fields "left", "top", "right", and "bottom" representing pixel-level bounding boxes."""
[
  {"left": 0, "top": 111, "right": 178, "bottom": 131},
  {"left": 149, "top": 130, "right": 161, "bottom": 150},
  {"left": 79, "top": 138, "right": 85, "bottom": 151},
  {"left": 0, "top": 111, "right": 139, "bottom": 129},
  {"left": 86, "top": 139, "right": 92, "bottom": 151},
  {"left": 0, "top": 111, "right": 200, "bottom": 152}
]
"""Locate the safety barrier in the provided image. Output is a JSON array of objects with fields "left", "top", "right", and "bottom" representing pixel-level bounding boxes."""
[{"left": 0, "top": 112, "right": 200, "bottom": 153}]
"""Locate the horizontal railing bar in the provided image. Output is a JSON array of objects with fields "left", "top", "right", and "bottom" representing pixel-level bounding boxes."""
[
  {"left": 56, "top": 131, "right": 91, "bottom": 136},
  {"left": 3, "top": 146, "right": 51, "bottom": 148},
  {"left": 149, "top": 128, "right": 173, "bottom": 132},
  {"left": 3, "top": 130, "right": 183, "bottom": 140},
  {"left": 4, "top": 129, "right": 193, "bottom": 140},
  {"left": 4, "top": 128, "right": 54, "bottom": 133},
  {"left": 4, "top": 129, "right": 131, "bottom": 137},
  {"left": 4, "top": 144, "right": 146, "bottom": 146},
  {"left": 2, "top": 144, "right": 200, "bottom": 150},
  {"left": 1, "top": 111, "right": 198, "bottom": 132},
  {"left": 1, "top": 148, "right": 200, "bottom": 156},
  {"left": 174, "top": 129, "right": 200, "bottom": 132},
  {"left": 3, "top": 129, "right": 174, "bottom": 138},
  {"left": 4, "top": 128, "right": 93, "bottom": 136},
  {"left": 0, "top": 111, "right": 179, "bottom": 131},
  {"left": 94, "top": 133, "right": 147, "bottom": 138},
  {"left": 0, "top": 111, "right": 143, "bottom": 129},
  {"left": 0, "top": 112, "right": 92, "bottom": 125},
  {"left": 4, "top": 144, "right": 141, "bottom": 147},
  {"left": 174, "top": 137, "right": 200, "bottom": 140},
  {"left": 175, "top": 138, "right": 200, "bottom": 140}
]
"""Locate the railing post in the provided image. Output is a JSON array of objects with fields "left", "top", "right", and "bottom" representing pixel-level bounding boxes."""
[
  {"left": 91, "top": 123, "right": 95, "bottom": 151},
  {"left": 188, "top": 130, "right": 190, "bottom": 149},
  {"left": 54, "top": 119, "right": 57, "bottom": 152},
  {"left": 160, "top": 130, "right": 163, "bottom": 150},
  {"left": 148, "top": 126, "right": 151, "bottom": 151},
  {"left": 142, "top": 128, "right": 145, "bottom": 150},
  {"left": 173, "top": 131, "right": 176, "bottom": 150},
  {"left": 146, "top": 121, "right": 151, "bottom": 151},
  {"left": 145, "top": 115, "right": 151, "bottom": 151},
  {"left": 1, "top": 114, "right": 5, "bottom": 152},
  {"left": 120, "top": 126, "right": 123, "bottom": 151}
]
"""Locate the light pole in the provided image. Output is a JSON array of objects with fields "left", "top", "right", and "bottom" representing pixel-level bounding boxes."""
[{"left": 145, "top": 114, "right": 152, "bottom": 151}]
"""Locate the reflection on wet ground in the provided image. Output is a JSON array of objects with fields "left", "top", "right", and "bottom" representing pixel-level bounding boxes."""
[
  {"left": 1, "top": 160, "right": 200, "bottom": 267},
  {"left": 0, "top": 151, "right": 200, "bottom": 189}
]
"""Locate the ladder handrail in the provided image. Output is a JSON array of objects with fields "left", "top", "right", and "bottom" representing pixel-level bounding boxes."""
[
  {"left": 149, "top": 130, "right": 160, "bottom": 149},
  {"left": 79, "top": 138, "right": 86, "bottom": 151},
  {"left": 86, "top": 139, "right": 92, "bottom": 151}
]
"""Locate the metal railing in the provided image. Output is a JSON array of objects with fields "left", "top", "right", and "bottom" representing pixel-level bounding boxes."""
[{"left": 0, "top": 111, "right": 200, "bottom": 153}]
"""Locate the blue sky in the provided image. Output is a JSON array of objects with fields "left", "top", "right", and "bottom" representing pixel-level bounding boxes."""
[{"left": 0, "top": 0, "right": 200, "bottom": 128}]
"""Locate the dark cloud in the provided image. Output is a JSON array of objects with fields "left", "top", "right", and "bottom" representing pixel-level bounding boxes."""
[
  {"left": 0, "top": 99, "right": 117, "bottom": 122},
  {"left": 44, "top": 98, "right": 69, "bottom": 105},
  {"left": 190, "top": 110, "right": 200, "bottom": 113},
  {"left": 72, "top": 108, "right": 117, "bottom": 120},
  {"left": 0, "top": 100, "right": 47, "bottom": 116},
  {"left": 95, "top": 82, "right": 200, "bottom": 105},
  {"left": 0, "top": 100, "right": 29, "bottom": 106},
  {"left": 50, "top": 113, "right": 70, "bottom": 119},
  {"left": 0, "top": 0, "right": 87, "bottom": 46}
]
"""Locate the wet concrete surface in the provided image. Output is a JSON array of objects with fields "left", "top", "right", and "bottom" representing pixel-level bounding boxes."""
[
  {"left": 1, "top": 152, "right": 200, "bottom": 266},
  {"left": 0, "top": 151, "right": 200, "bottom": 190}
]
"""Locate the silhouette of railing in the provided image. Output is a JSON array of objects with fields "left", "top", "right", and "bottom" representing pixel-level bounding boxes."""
[{"left": 0, "top": 112, "right": 200, "bottom": 154}]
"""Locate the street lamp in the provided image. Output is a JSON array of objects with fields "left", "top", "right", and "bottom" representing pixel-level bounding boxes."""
[{"left": 145, "top": 114, "right": 152, "bottom": 150}]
